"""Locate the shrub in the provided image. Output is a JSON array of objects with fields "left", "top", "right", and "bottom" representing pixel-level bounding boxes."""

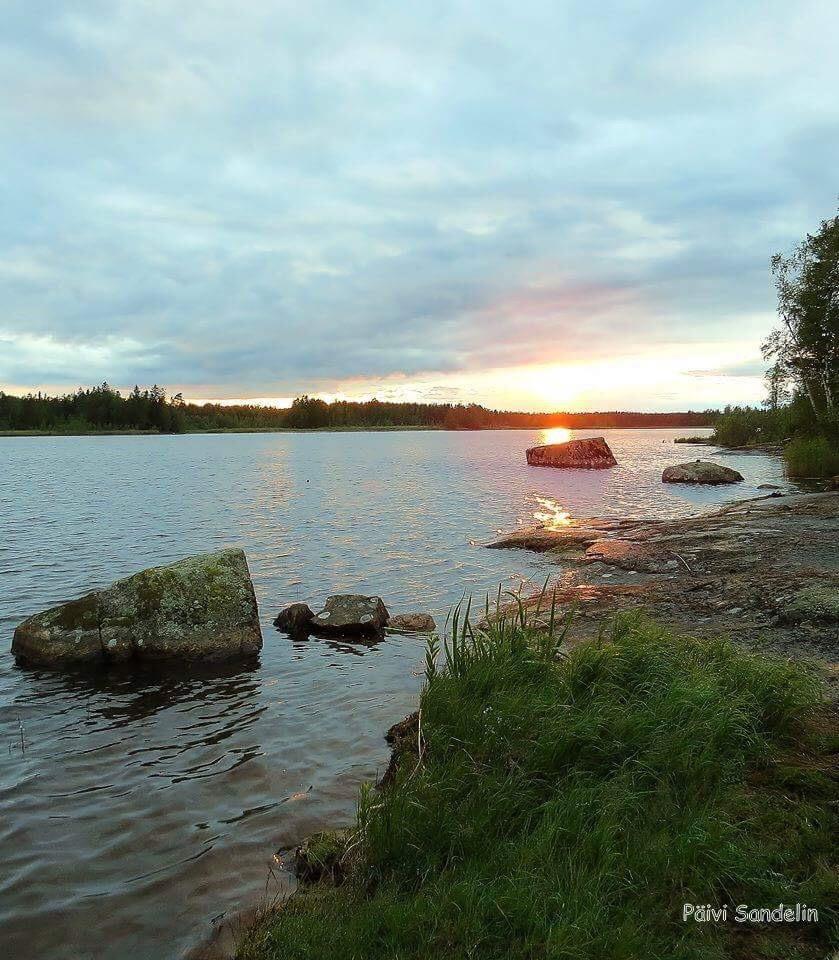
[{"left": 784, "top": 436, "right": 839, "bottom": 478}]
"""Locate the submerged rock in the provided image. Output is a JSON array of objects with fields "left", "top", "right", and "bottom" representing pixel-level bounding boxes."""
[
  {"left": 662, "top": 461, "right": 744, "bottom": 485},
  {"left": 310, "top": 594, "right": 390, "bottom": 636},
  {"left": 274, "top": 602, "right": 315, "bottom": 633},
  {"left": 12, "top": 549, "right": 262, "bottom": 667},
  {"left": 386, "top": 613, "right": 437, "bottom": 633},
  {"left": 526, "top": 436, "right": 617, "bottom": 469}
]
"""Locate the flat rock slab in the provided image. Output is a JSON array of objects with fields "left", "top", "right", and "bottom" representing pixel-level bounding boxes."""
[
  {"left": 487, "top": 521, "right": 619, "bottom": 552},
  {"left": 526, "top": 436, "right": 617, "bottom": 469},
  {"left": 584, "top": 539, "right": 679, "bottom": 573},
  {"left": 662, "top": 461, "right": 744, "bottom": 484},
  {"left": 12, "top": 549, "right": 262, "bottom": 667},
  {"left": 485, "top": 493, "right": 839, "bottom": 683},
  {"left": 310, "top": 594, "right": 390, "bottom": 636}
]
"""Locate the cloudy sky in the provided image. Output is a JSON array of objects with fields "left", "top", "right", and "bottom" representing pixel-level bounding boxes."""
[{"left": 1, "top": 1, "right": 836, "bottom": 411}]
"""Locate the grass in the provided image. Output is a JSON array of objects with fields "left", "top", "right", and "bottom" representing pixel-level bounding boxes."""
[
  {"left": 783, "top": 436, "right": 839, "bottom": 479},
  {"left": 239, "top": 603, "right": 837, "bottom": 960}
]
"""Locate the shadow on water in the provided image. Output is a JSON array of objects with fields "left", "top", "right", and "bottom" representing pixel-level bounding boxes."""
[
  {"left": 285, "top": 626, "right": 389, "bottom": 658},
  {"left": 10, "top": 655, "right": 264, "bottom": 726}
]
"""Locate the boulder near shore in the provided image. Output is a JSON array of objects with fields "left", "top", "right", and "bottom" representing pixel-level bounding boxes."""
[
  {"left": 526, "top": 436, "right": 617, "bottom": 469},
  {"left": 310, "top": 594, "right": 390, "bottom": 636},
  {"left": 386, "top": 613, "right": 437, "bottom": 633},
  {"left": 662, "top": 460, "right": 744, "bottom": 485},
  {"left": 274, "top": 596, "right": 437, "bottom": 638},
  {"left": 12, "top": 549, "right": 263, "bottom": 667}
]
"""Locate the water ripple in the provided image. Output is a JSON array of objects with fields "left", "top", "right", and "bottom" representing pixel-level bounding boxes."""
[{"left": 0, "top": 429, "right": 792, "bottom": 959}]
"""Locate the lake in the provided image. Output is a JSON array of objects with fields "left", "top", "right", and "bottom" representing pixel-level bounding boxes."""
[{"left": 0, "top": 428, "right": 792, "bottom": 959}]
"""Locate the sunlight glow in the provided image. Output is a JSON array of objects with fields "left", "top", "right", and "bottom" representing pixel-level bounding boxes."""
[
  {"left": 539, "top": 426, "right": 572, "bottom": 445},
  {"left": 532, "top": 496, "right": 572, "bottom": 529}
]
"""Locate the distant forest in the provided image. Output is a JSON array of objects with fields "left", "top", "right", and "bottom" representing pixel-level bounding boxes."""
[{"left": 0, "top": 383, "right": 717, "bottom": 433}]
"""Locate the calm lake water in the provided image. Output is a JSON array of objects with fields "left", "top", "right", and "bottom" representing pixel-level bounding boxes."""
[{"left": 0, "top": 429, "right": 792, "bottom": 959}]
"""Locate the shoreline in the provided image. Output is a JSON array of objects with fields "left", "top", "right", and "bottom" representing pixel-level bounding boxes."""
[
  {"left": 486, "top": 490, "right": 839, "bottom": 676},
  {"left": 0, "top": 424, "right": 716, "bottom": 438},
  {"left": 191, "top": 491, "right": 838, "bottom": 959}
]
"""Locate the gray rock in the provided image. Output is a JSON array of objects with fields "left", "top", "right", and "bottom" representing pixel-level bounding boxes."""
[
  {"left": 780, "top": 584, "right": 839, "bottom": 624},
  {"left": 662, "top": 461, "right": 744, "bottom": 485},
  {"left": 757, "top": 483, "right": 780, "bottom": 490},
  {"left": 386, "top": 613, "right": 437, "bottom": 633},
  {"left": 310, "top": 594, "right": 390, "bottom": 636},
  {"left": 526, "top": 436, "right": 617, "bottom": 469},
  {"left": 12, "top": 549, "right": 262, "bottom": 667},
  {"left": 274, "top": 602, "right": 315, "bottom": 633}
]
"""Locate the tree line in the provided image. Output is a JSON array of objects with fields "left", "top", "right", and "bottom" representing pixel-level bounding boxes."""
[{"left": 0, "top": 384, "right": 715, "bottom": 434}]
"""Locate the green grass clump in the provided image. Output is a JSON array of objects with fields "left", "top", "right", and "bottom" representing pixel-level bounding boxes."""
[
  {"left": 783, "top": 436, "right": 839, "bottom": 478},
  {"left": 240, "top": 609, "right": 836, "bottom": 960}
]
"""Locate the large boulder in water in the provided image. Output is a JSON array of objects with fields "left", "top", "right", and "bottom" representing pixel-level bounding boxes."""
[
  {"left": 12, "top": 549, "right": 263, "bottom": 667},
  {"left": 310, "top": 594, "right": 390, "bottom": 636},
  {"left": 526, "top": 436, "right": 617, "bottom": 469},
  {"left": 662, "top": 461, "right": 744, "bottom": 485}
]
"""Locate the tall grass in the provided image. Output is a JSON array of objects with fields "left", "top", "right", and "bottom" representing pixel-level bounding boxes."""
[
  {"left": 240, "top": 604, "right": 835, "bottom": 960},
  {"left": 784, "top": 436, "right": 839, "bottom": 478}
]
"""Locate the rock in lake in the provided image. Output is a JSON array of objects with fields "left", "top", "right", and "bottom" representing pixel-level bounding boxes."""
[
  {"left": 526, "top": 436, "right": 617, "bottom": 469},
  {"left": 274, "top": 602, "right": 315, "bottom": 633},
  {"left": 12, "top": 549, "right": 262, "bottom": 667},
  {"left": 662, "top": 461, "right": 744, "bottom": 485},
  {"left": 386, "top": 613, "right": 437, "bottom": 633},
  {"left": 310, "top": 594, "right": 390, "bottom": 636}
]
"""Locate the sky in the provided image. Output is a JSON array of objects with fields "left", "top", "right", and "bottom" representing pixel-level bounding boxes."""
[{"left": 1, "top": 1, "right": 837, "bottom": 412}]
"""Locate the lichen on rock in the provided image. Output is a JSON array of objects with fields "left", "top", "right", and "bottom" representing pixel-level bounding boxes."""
[
  {"left": 12, "top": 548, "right": 262, "bottom": 668},
  {"left": 662, "top": 461, "right": 744, "bottom": 485},
  {"left": 309, "top": 595, "right": 390, "bottom": 636},
  {"left": 782, "top": 585, "right": 839, "bottom": 625}
]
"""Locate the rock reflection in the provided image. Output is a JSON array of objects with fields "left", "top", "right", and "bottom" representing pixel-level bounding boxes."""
[
  {"left": 285, "top": 627, "right": 388, "bottom": 657},
  {"left": 12, "top": 657, "right": 263, "bottom": 727}
]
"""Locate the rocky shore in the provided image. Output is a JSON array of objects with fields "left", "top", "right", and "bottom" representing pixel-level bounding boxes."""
[
  {"left": 187, "top": 492, "right": 838, "bottom": 958},
  {"left": 487, "top": 491, "right": 839, "bottom": 689}
]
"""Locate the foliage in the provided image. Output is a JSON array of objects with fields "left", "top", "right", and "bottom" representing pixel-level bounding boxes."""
[
  {"left": 239, "top": 609, "right": 835, "bottom": 960},
  {"left": 783, "top": 437, "right": 839, "bottom": 478},
  {"left": 711, "top": 396, "right": 816, "bottom": 447},
  {"left": 0, "top": 384, "right": 717, "bottom": 433},
  {"left": 764, "top": 210, "right": 839, "bottom": 427},
  {"left": 0, "top": 383, "right": 184, "bottom": 433}
]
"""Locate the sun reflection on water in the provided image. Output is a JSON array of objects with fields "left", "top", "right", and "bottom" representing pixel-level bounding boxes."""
[
  {"left": 532, "top": 495, "right": 572, "bottom": 529},
  {"left": 539, "top": 426, "right": 572, "bottom": 445}
]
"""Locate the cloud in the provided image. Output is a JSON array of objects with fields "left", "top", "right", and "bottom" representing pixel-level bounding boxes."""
[
  {"left": 685, "top": 358, "right": 768, "bottom": 378},
  {"left": 0, "top": 0, "right": 837, "bottom": 408}
]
